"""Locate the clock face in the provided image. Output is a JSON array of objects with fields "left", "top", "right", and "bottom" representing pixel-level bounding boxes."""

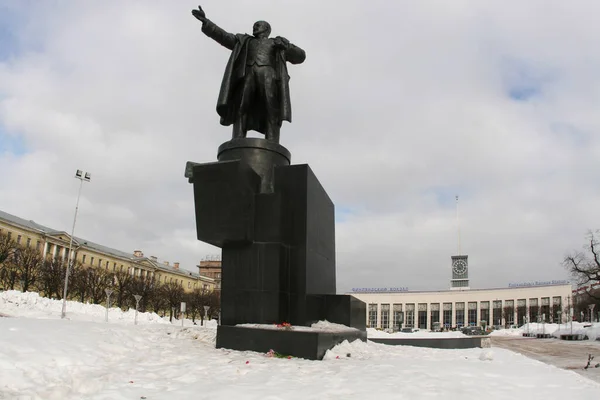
[{"left": 452, "top": 259, "right": 467, "bottom": 275}]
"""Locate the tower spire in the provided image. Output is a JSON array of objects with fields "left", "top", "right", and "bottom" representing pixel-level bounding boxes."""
[{"left": 456, "top": 195, "right": 461, "bottom": 255}]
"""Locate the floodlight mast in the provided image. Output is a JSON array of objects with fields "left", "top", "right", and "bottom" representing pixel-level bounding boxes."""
[{"left": 61, "top": 169, "right": 91, "bottom": 319}]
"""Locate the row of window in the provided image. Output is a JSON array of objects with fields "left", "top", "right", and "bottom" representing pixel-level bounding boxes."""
[
  {"left": 368, "top": 298, "right": 564, "bottom": 329},
  {"left": 1, "top": 228, "right": 211, "bottom": 291},
  {"left": 1, "top": 230, "right": 42, "bottom": 250}
]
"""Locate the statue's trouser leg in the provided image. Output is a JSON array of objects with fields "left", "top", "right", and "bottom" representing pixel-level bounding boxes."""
[
  {"left": 232, "top": 70, "right": 257, "bottom": 139},
  {"left": 256, "top": 66, "right": 281, "bottom": 143}
]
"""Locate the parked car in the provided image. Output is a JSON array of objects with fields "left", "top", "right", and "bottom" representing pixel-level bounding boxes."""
[{"left": 401, "top": 327, "right": 416, "bottom": 333}]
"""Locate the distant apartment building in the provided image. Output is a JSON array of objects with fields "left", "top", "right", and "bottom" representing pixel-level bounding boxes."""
[{"left": 198, "top": 257, "right": 221, "bottom": 291}]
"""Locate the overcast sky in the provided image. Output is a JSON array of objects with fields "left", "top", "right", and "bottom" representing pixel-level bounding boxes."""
[{"left": 1, "top": 0, "right": 599, "bottom": 292}]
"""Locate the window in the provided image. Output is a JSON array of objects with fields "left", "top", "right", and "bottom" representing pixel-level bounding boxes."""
[
  {"left": 380, "top": 304, "right": 390, "bottom": 329},
  {"left": 443, "top": 303, "right": 452, "bottom": 327},
  {"left": 405, "top": 304, "right": 415, "bottom": 328},
  {"left": 480, "top": 301, "right": 489, "bottom": 326},
  {"left": 455, "top": 302, "right": 465, "bottom": 327},
  {"left": 368, "top": 304, "right": 377, "bottom": 328},
  {"left": 188, "top": 282, "right": 191, "bottom": 289},
  {"left": 7, "top": 232, "right": 11, "bottom": 240},
  {"left": 493, "top": 300, "right": 502, "bottom": 327},
  {"left": 113, "top": 262, "right": 116, "bottom": 271},
  {"left": 120, "top": 265, "right": 124, "bottom": 272},
  {"left": 99, "top": 259, "right": 102, "bottom": 267},
  {"left": 36, "top": 241, "right": 41, "bottom": 251},
  {"left": 430, "top": 303, "right": 440, "bottom": 328},
  {"left": 203, "top": 284, "right": 208, "bottom": 290},
  {"left": 418, "top": 303, "right": 427, "bottom": 329},
  {"left": 552, "top": 297, "right": 562, "bottom": 323},
  {"left": 91, "top": 256, "right": 94, "bottom": 265},
  {"left": 504, "top": 300, "right": 515, "bottom": 326},
  {"left": 392, "top": 304, "right": 403, "bottom": 331},
  {"left": 170, "top": 278, "right": 173, "bottom": 283},
  {"left": 17, "top": 235, "right": 21, "bottom": 244},
  {"left": 82, "top": 255, "right": 87, "bottom": 264},
  {"left": 468, "top": 302, "right": 477, "bottom": 326},
  {"left": 26, "top": 238, "right": 31, "bottom": 247},
  {"left": 515, "top": 299, "right": 526, "bottom": 325}
]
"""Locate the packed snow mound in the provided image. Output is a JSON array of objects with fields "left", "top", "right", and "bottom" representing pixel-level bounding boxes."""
[
  {"left": 488, "top": 322, "right": 600, "bottom": 341},
  {"left": 0, "top": 290, "right": 169, "bottom": 325},
  {"left": 479, "top": 350, "right": 494, "bottom": 361}
]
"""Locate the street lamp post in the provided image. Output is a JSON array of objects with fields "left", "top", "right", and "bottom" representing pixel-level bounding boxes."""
[
  {"left": 134, "top": 295, "right": 142, "bottom": 325},
  {"left": 105, "top": 288, "right": 113, "bottom": 323},
  {"left": 203, "top": 305, "right": 210, "bottom": 326},
  {"left": 61, "top": 169, "right": 91, "bottom": 319}
]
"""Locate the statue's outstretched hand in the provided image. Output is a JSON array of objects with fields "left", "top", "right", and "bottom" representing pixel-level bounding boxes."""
[{"left": 192, "top": 6, "right": 207, "bottom": 22}]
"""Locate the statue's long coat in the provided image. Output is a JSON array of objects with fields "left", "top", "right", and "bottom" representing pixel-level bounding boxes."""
[{"left": 201, "top": 20, "right": 306, "bottom": 134}]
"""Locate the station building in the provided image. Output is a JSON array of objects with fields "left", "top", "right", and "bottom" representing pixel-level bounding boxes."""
[{"left": 348, "top": 253, "right": 572, "bottom": 330}]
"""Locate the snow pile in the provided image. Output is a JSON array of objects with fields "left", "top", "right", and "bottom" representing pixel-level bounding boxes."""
[
  {"left": 0, "top": 290, "right": 169, "bottom": 325},
  {"left": 237, "top": 320, "right": 358, "bottom": 332},
  {"left": 488, "top": 327, "right": 523, "bottom": 337},
  {"left": 479, "top": 349, "right": 494, "bottom": 361},
  {"left": 311, "top": 320, "right": 358, "bottom": 331}
]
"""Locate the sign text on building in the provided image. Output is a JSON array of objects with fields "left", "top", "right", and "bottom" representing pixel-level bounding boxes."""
[
  {"left": 508, "top": 280, "right": 570, "bottom": 288},
  {"left": 351, "top": 287, "right": 409, "bottom": 293}
]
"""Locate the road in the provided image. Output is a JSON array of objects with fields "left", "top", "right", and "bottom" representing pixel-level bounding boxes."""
[{"left": 491, "top": 336, "right": 600, "bottom": 383}]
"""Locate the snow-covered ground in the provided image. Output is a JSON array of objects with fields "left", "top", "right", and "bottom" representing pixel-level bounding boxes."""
[
  {"left": 1, "top": 291, "right": 600, "bottom": 399},
  {"left": 489, "top": 322, "right": 600, "bottom": 340}
]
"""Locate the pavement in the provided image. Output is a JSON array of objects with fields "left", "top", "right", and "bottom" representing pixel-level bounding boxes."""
[{"left": 491, "top": 336, "right": 600, "bottom": 383}]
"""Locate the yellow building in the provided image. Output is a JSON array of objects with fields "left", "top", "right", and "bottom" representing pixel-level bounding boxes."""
[{"left": 0, "top": 209, "right": 215, "bottom": 292}]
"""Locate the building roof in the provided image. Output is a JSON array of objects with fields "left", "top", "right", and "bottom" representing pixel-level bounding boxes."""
[{"left": 0, "top": 209, "right": 212, "bottom": 282}]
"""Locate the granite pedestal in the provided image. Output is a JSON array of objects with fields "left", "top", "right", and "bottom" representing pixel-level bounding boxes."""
[{"left": 186, "top": 138, "right": 366, "bottom": 360}]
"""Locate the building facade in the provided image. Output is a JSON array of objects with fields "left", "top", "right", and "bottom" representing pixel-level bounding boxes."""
[
  {"left": 197, "top": 258, "right": 222, "bottom": 291},
  {"left": 350, "top": 284, "right": 573, "bottom": 330},
  {"left": 350, "top": 248, "right": 573, "bottom": 330},
  {"left": 0, "top": 209, "right": 215, "bottom": 292}
]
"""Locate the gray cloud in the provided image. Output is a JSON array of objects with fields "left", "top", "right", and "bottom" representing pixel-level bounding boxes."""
[{"left": 1, "top": 0, "right": 599, "bottom": 292}]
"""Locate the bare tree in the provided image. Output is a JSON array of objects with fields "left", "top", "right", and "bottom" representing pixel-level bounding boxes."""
[
  {"left": 0, "top": 231, "right": 16, "bottom": 266},
  {"left": 112, "top": 270, "right": 135, "bottom": 309},
  {"left": 38, "top": 257, "right": 67, "bottom": 299},
  {"left": 130, "top": 274, "right": 158, "bottom": 312},
  {"left": 0, "top": 231, "right": 17, "bottom": 290},
  {"left": 185, "top": 288, "right": 207, "bottom": 324},
  {"left": 204, "top": 290, "right": 221, "bottom": 320},
  {"left": 161, "top": 281, "right": 185, "bottom": 321},
  {"left": 11, "top": 245, "right": 44, "bottom": 292},
  {"left": 71, "top": 267, "right": 111, "bottom": 304},
  {"left": 148, "top": 282, "right": 167, "bottom": 315},
  {"left": 564, "top": 230, "right": 600, "bottom": 299}
]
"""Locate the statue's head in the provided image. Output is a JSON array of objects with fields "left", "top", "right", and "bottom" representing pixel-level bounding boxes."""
[{"left": 253, "top": 20, "right": 271, "bottom": 38}]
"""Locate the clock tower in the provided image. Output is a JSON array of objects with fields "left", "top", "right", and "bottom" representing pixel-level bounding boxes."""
[
  {"left": 451, "top": 255, "right": 470, "bottom": 290},
  {"left": 451, "top": 196, "right": 469, "bottom": 290}
]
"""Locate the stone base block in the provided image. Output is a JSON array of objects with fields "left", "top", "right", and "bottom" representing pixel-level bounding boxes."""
[
  {"left": 216, "top": 325, "right": 367, "bottom": 360},
  {"left": 369, "top": 336, "right": 487, "bottom": 349}
]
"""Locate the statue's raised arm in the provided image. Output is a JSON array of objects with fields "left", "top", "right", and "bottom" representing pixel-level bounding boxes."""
[
  {"left": 192, "top": 6, "right": 237, "bottom": 50},
  {"left": 191, "top": 6, "right": 305, "bottom": 144}
]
